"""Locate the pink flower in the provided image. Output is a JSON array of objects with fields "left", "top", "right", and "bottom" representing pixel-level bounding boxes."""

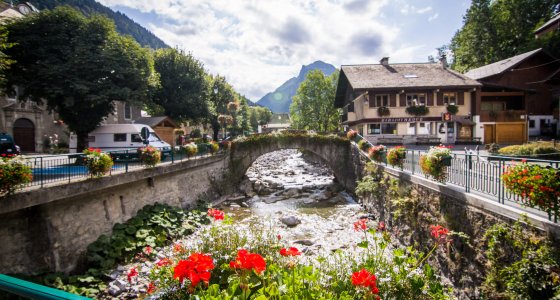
[{"left": 127, "top": 267, "right": 138, "bottom": 283}]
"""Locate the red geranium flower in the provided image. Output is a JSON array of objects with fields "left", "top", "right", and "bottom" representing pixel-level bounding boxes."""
[
  {"left": 173, "top": 253, "right": 215, "bottom": 289},
  {"left": 207, "top": 208, "right": 225, "bottom": 221},
  {"left": 354, "top": 218, "right": 368, "bottom": 232},
  {"left": 430, "top": 224, "right": 449, "bottom": 239},
  {"left": 127, "top": 267, "right": 138, "bottom": 283},
  {"left": 280, "top": 247, "right": 302, "bottom": 257},
  {"left": 156, "top": 257, "right": 172, "bottom": 267},
  {"left": 351, "top": 268, "right": 379, "bottom": 294},
  {"left": 173, "top": 242, "right": 185, "bottom": 253},
  {"left": 229, "top": 249, "right": 266, "bottom": 274},
  {"left": 147, "top": 282, "right": 156, "bottom": 294},
  {"left": 144, "top": 245, "right": 152, "bottom": 255}
]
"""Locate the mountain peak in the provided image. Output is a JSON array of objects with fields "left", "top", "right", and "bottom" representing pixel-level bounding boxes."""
[{"left": 258, "top": 60, "right": 337, "bottom": 113}]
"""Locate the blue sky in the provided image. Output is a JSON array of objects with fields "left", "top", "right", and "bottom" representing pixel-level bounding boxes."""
[{"left": 97, "top": 0, "right": 471, "bottom": 101}]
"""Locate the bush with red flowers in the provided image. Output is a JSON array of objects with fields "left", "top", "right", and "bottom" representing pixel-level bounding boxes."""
[
  {"left": 387, "top": 146, "right": 406, "bottom": 168},
  {"left": 0, "top": 154, "right": 32, "bottom": 196},
  {"left": 83, "top": 148, "right": 113, "bottom": 177},
  {"left": 502, "top": 162, "right": 560, "bottom": 216},
  {"left": 138, "top": 145, "right": 161, "bottom": 167},
  {"left": 207, "top": 208, "right": 225, "bottom": 221}
]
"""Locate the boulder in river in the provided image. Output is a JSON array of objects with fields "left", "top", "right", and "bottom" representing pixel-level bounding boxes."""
[{"left": 280, "top": 215, "right": 302, "bottom": 227}]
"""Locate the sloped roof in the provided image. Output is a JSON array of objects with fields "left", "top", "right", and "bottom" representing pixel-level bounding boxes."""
[
  {"left": 268, "top": 113, "right": 290, "bottom": 125},
  {"left": 464, "top": 48, "right": 542, "bottom": 80},
  {"left": 341, "top": 63, "right": 480, "bottom": 90},
  {"left": 134, "top": 116, "right": 178, "bottom": 128},
  {"left": 535, "top": 12, "right": 560, "bottom": 35}
]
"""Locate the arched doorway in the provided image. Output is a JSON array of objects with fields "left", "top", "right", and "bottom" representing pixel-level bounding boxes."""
[{"left": 13, "top": 118, "right": 35, "bottom": 152}]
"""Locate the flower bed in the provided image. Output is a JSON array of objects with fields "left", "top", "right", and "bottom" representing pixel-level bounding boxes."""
[
  {"left": 83, "top": 148, "right": 113, "bottom": 178},
  {"left": 138, "top": 145, "right": 161, "bottom": 167},
  {"left": 120, "top": 209, "right": 453, "bottom": 299},
  {"left": 0, "top": 154, "right": 32, "bottom": 195},
  {"left": 368, "top": 145, "right": 386, "bottom": 162},
  {"left": 387, "top": 146, "right": 406, "bottom": 168},
  {"left": 419, "top": 145, "right": 452, "bottom": 183}
]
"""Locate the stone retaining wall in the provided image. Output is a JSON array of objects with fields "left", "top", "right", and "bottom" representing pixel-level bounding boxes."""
[{"left": 0, "top": 154, "right": 228, "bottom": 274}]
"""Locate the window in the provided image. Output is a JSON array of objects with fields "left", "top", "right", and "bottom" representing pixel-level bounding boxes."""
[
  {"left": 131, "top": 134, "right": 143, "bottom": 143},
  {"left": 368, "top": 123, "right": 397, "bottom": 135},
  {"left": 529, "top": 120, "right": 535, "bottom": 128},
  {"left": 447, "top": 122, "right": 455, "bottom": 133},
  {"left": 406, "top": 94, "right": 426, "bottom": 106},
  {"left": 375, "top": 95, "right": 389, "bottom": 107},
  {"left": 114, "top": 133, "right": 127, "bottom": 142},
  {"left": 443, "top": 93, "right": 456, "bottom": 105},
  {"left": 124, "top": 103, "right": 132, "bottom": 120}
]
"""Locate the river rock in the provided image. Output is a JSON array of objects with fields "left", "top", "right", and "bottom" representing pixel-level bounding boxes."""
[
  {"left": 280, "top": 215, "right": 301, "bottom": 227},
  {"left": 294, "top": 239, "right": 314, "bottom": 246},
  {"left": 282, "top": 187, "right": 302, "bottom": 198},
  {"left": 108, "top": 283, "right": 124, "bottom": 297}
]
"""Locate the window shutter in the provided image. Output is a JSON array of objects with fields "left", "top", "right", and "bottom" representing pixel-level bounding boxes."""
[
  {"left": 389, "top": 94, "right": 396, "bottom": 107},
  {"left": 399, "top": 94, "right": 406, "bottom": 106},
  {"left": 457, "top": 91, "right": 464, "bottom": 105},
  {"left": 436, "top": 92, "right": 443, "bottom": 106},
  {"left": 369, "top": 92, "right": 375, "bottom": 107},
  {"left": 427, "top": 91, "right": 434, "bottom": 106}
]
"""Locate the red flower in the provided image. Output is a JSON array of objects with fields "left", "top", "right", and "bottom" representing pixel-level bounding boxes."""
[
  {"left": 127, "top": 267, "right": 138, "bottom": 283},
  {"left": 354, "top": 218, "right": 368, "bottom": 232},
  {"left": 277, "top": 234, "right": 282, "bottom": 241},
  {"left": 351, "top": 268, "right": 379, "bottom": 294},
  {"left": 207, "top": 208, "right": 225, "bottom": 221},
  {"left": 377, "top": 221, "right": 386, "bottom": 232},
  {"left": 147, "top": 282, "right": 156, "bottom": 294},
  {"left": 280, "top": 247, "right": 302, "bottom": 257},
  {"left": 144, "top": 245, "right": 152, "bottom": 255},
  {"left": 229, "top": 249, "right": 266, "bottom": 274},
  {"left": 173, "top": 253, "right": 214, "bottom": 289},
  {"left": 156, "top": 258, "right": 172, "bottom": 267},
  {"left": 173, "top": 242, "right": 185, "bottom": 253},
  {"left": 430, "top": 224, "right": 450, "bottom": 242}
]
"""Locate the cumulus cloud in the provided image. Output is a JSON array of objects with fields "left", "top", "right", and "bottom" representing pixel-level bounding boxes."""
[
  {"left": 400, "top": 4, "right": 433, "bottom": 15},
  {"left": 97, "top": 0, "right": 421, "bottom": 100},
  {"left": 428, "top": 13, "right": 439, "bottom": 22}
]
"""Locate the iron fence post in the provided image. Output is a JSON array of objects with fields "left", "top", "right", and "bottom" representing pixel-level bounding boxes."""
[
  {"left": 67, "top": 156, "right": 71, "bottom": 183},
  {"left": 465, "top": 153, "right": 471, "bottom": 193},
  {"left": 171, "top": 148, "right": 174, "bottom": 163},
  {"left": 40, "top": 157, "right": 44, "bottom": 188},
  {"left": 411, "top": 150, "right": 415, "bottom": 175},
  {"left": 125, "top": 150, "right": 129, "bottom": 173},
  {"left": 498, "top": 158, "right": 503, "bottom": 204}
]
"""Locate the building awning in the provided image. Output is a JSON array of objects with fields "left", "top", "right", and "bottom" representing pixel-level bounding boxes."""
[{"left": 452, "top": 115, "right": 475, "bottom": 125}]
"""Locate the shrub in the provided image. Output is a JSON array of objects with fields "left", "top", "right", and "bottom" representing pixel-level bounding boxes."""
[
  {"left": 83, "top": 148, "right": 113, "bottom": 178},
  {"left": 182, "top": 143, "right": 198, "bottom": 157},
  {"left": 386, "top": 146, "right": 406, "bottom": 168},
  {"left": 502, "top": 163, "right": 560, "bottom": 216},
  {"left": 498, "top": 142, "right": 560, "bottom": 158},
  {"left": 368, "top": 145, "right": 386, "bottom": 162},
  {"left": 0, "top": 154, "right": 32, "bottom": 195},
  {"left": 357, "top": 139, "right": 370, "bottom": 151},
  {"left": 419, "top": 145, "right": 452, "bottom": 183},
  {"left": 209, "top": 142, "right": 219, "bottom": 154},
  {"left": 138, "top": 145, "right": 161, "bottom": 167},
  {"left": 190, "top": 128, "right": 202, "bottom": 138}
]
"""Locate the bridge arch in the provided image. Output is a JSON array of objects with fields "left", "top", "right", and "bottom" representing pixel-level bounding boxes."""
[{"left": 227, "top": 134, "right": 361, "bottom": 192}]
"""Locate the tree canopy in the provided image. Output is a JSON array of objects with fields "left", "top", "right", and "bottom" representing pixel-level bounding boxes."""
[
  {"left": 450, "top": 0, "right": 559, "bottom": 72},
  {"left": 149, "top": 48, "right": 209, "bottom": 123},
  {"left": 1, "top": 6, "right": 157, "bottom": 151},
  {"left": 289, "top": 70, "right": 340, "bottom": 132}
]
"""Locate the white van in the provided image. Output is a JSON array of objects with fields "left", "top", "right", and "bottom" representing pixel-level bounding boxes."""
[{"left": 69, "top": 124, "right": 171, "bottom": 156}]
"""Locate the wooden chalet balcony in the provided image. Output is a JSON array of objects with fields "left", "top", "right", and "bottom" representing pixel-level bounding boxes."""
[{"left": 480, "top": 110, "right": 526, "bottom": 122}]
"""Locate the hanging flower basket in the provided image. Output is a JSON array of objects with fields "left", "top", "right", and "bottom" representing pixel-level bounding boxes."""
[
  {"left": 368, "top": 145, "right": 386, "bottom": 163},
  {"left": 386, "top": 146, "right": 406, "bottom": 168},
  {"left": 138, "top": 145, "right": 161, "bottom": 167},
  {"left": 347, "top": 130, "right": 357, "bottom": 140},
  {"left": 83, "top": 148, "right": 113, "bottom": 177},
  {"left": 419, "top": 145, "right": 452, "bottom": 183},
  {"left": 182, "top": 143, "right": 198, "bottom": 157}
]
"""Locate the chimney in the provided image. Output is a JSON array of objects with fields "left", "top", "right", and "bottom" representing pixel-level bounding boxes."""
[
  {"left": 380, "top": 57, "right": 389, "bottom": 66},
  {"left": 439, "top": 54, "right": 448, "bottom": 69}
]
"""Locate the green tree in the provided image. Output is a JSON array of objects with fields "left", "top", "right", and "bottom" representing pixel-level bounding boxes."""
[
  {"left": 248, "top": 106, "right": 272, "bottom": 132},
  {"left": 450, "top": 0, "right": 558, "bottom": 72},
  {"left": 1, "top": 7, "right": 157, "bottom": 151},
  {"left": 207, "top": 75, "right": 236, "bottom": 140},
  {"left": 290, "top": 70, "right": 340, "bottom": 132},
  {"left": 148, "top": 48, "right": 209, "bottom": 123}
]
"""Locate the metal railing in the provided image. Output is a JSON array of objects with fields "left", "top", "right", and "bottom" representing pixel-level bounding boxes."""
[
  {"left": 19, "top": 146, "right": 225, "bottom": 189},
  {"left": 353, "top": 133, "right": 560, "bottom": 222},
  {"left": 0, "top": 274, "right": 91, "bottom": 299}
]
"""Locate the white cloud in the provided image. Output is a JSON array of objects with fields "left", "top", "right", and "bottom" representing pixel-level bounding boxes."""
[
  {"left": 97, "top": 0, "right": 429, "bottom": 100},
  {"left": 400, "top": 4, "right": 433, "bottom": 15},
  {"left": 428, "top": 13, "right": 439, "bottom": 22}
]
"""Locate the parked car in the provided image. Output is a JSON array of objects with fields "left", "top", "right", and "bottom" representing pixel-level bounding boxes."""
[{"left": 0, "top": 133, "right": 21, "bottom": 156}]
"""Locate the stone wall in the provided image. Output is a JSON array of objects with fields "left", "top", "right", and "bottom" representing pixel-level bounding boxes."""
[
  {"left": 357, "top": 159, "right": 560, "bottom": 298},
  {"left": 0, "top": 154, "right": 229, "bottom": 275}
]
